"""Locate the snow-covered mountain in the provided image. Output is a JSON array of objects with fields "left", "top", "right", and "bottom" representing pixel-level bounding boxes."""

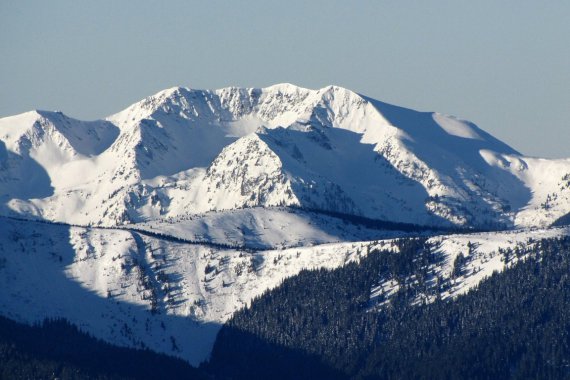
[
  {"left": 3, "top": 84, "right": 570, "bottom": 370},
  {"left": 2, "top": 84, "right": 570, "bottom": 229}
]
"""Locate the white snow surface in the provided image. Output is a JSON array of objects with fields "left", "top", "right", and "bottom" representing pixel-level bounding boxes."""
[
  {"left": 127, "top": 207, "right": 419, "bottom": 250},
  {"left": 1, "top": 84, "right": 569, "bottom": 228}
]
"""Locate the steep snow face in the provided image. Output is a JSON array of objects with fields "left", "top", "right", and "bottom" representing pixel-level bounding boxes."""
[
  {"left": 0, "top": 111, "right": 119, "bottom": 217},
  {"left": 0, "top": 84, "right": 569, "bottom": 227},
  {"left": 194, "top": 133, "right": 300, "bottom": 211}
]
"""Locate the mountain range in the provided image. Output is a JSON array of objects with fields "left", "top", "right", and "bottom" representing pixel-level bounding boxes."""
[
  {"left": 2, "top": 84, "right": 570, "bottom": 229},
  {"left": 1, "top": 84, "right": 570, "bottom": 377}
]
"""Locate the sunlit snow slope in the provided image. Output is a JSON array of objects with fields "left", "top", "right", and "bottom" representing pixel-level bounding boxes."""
[{"left": 2, "top": 84, "right": 569, "bottom": 228}]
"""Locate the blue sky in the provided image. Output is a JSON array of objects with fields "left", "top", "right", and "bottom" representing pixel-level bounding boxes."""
[{"left": 1, "top": 1, "right": 568, "bottom": 157}]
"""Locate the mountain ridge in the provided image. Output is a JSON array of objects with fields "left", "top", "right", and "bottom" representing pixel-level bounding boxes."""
[{"left": 1, "top": 83, "right": 569, "bottom": 228}]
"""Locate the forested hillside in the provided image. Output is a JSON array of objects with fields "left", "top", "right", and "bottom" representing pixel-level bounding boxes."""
[
  {"left": 0, "top": 316, "right": 202, "bottom": 380},
  {"left": 3, "top": 235, "right": 570, "bottom": 379},
  {"left": 207, "top": 237, "right": 570, "bottom": 379}
]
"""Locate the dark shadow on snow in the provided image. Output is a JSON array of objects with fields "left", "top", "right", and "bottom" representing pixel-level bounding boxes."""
[
  {"left": 0, "top": 218, "right": 218, "bottom": 376},
  {"left": 0, "top": 139, "right": 54, "bottom": 202},
  {"left": 257, "top": 125, "right": 455, "bottom": 227}
]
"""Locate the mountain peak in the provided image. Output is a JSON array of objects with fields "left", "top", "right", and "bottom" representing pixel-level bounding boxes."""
[{"left": 262, "top": 82, "right": 311, "bottom": 93}]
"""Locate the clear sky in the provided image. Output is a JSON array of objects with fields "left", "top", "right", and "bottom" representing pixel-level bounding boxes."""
[{"left": 1, "top": 1, "right": 569, "bottom": 157}]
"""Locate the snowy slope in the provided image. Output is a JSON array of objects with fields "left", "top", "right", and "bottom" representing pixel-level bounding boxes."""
[
  {"left": 0, "top": 111, "right": 119, "bottom": 216},
  {"left": 0, "top": 217, "right": 374, "bottom": 364},
  {"left": 1, "top": 217, "right": 568, "bottom": 365},
  {"left": 370, "top": 226, "right": 570, "bottom": 309},
  {"left": 1, "top": 84, "right": 569, "bottom": 229},
  {"left": 127, "top": 207, "right": 422, "bottom": 250}
]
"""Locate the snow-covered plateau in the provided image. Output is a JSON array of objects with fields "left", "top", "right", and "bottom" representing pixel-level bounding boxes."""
[{"left": 1, "top": 84, "right": 570, "bottom": 365}]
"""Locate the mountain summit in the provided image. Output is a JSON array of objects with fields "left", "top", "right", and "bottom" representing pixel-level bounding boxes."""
[{"left": 1, "top": 84, "right": 569, "bottom": 228}]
